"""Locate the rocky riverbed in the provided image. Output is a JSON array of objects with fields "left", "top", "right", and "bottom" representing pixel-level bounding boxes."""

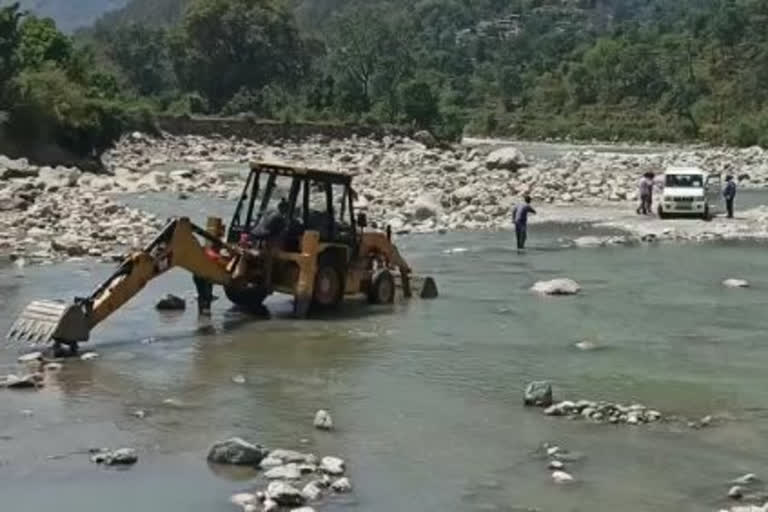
[{"left": 5, "top": 132, "right": 768, "bottom": 263}]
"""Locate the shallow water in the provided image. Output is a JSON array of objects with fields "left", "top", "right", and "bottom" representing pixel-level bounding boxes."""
[{"left": 2, "top": 198, "right": 768, "bottom": 511}]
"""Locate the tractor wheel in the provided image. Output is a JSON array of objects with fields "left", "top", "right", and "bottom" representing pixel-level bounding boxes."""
[
  {"left": 224, "top": 284, "right": 268, "bottom": 312},
  {"left": 312, "top": 262, "right": 344, "bottom": 311},
  {"left": 368, "top": 269, "right": 395, "bottom": 305}
]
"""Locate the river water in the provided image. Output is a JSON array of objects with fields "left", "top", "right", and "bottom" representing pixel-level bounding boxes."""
[{"left": 2, "top": 188, "right": 768, "bottom": 511}]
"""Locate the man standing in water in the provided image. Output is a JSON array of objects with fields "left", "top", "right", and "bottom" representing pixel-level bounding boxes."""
[
  {"left": 724, "top": 175, "right": 737, "bottom": 219},
  {"left": 512, "top": 195, "right": 536, "bottom": 250},
  {"left": 636, "top": 172, "right": 653, "bottom": 215}
]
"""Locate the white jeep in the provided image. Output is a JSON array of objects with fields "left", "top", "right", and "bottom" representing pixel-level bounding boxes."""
[{"left": 657, "top": 166, "right": 723, "bottom": 220}]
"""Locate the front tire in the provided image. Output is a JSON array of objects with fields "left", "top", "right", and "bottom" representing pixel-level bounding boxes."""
[
  {"left": 225, "top": 284, "right": 268, "bottom": 312},
  {"left": 368, "top": 269, "right": 395, "bottom": 305},
  {"left": 312, "top": 263, "right": 344, "bottom": 311}
]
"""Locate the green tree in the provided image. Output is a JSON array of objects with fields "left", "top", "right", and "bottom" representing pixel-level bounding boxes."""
[
  {"left": 169, "top": 0, "right": 307, "bottom": 111},
  {"left": 0, "top": 3, "right": 23, "bottom": 103},
  {"left": 97, "top": 23, "right": 174, "bottom": 96},
  {"left": 17, "top": 16, "right": 72, "bottom": 70},
  {"left": 400, "top": 79, "right": 439, "bottom": 128}
]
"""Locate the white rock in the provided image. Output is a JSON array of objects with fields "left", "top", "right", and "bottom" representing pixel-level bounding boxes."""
[
  {"left": 313, "top": 409, "right": 334, "bottom": 430},
  {"left": 268, "top": 449, "right": 313, "bottom": 463},
  {"left": 80, "top": 352, "right": 99, "bottom": 361},
  {"left": 531, "top": 278, "right": 581, "bottom": 296},
  {"left": 259, "top": 456, "right": 284, "bottom": 469},
  {"left": 265, "top": 463, "right": 302, "bottom": 480},
  {"left": 320, "top": 456, "right": 345, "bottom": 475},
  {"left": 266, "top": 481, "right": 305, "bottom": 507},
  {"left": 732, "top": 473, "right": 759, "bottom": 485},
  {"left": 551, "top": 470, "right": 574, "bottom": 484},
  {"left": 230, "top": 493, "right": 257, "bottom": 508},
  {"left": 723, "top": 278, "right": 750, "bottom": 288},
  {"left": 301, "top": 482, "right": 322, "bottom": 501},
  {"left": 728, "top": 485, "right": 744, "bottom": 499},
  {"left": 262, "top": 499, "right": 279, "bottom": 512},
  {"left": 486, "top": 147, "right": 528, "bottom": 171},
  {"left": 548, "top": 460, "right": 565, "bottom": 470},
  {"left": 330, "top": 477, "right": 352, "bottom": 493},
  {"left": 17, "top": 352, "right": 43, "bottom": 363}
]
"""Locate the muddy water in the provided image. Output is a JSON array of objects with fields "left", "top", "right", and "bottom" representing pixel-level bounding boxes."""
[{"left": 3, "top": 197, "right": 768, "bottom": 510}]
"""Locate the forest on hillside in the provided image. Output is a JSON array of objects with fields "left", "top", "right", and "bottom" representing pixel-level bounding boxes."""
[{"left": 2, "top": 0, "right": 768, "bottom": 160}]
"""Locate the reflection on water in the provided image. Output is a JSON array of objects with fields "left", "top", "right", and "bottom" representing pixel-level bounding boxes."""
[{"left": 3, "top": 219, "right": 768, "bottom": 511}]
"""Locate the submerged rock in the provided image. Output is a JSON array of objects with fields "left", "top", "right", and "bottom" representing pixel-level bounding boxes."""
[
  {"left": 80, "top": 352, "right": 100, "bottom": 361},
  {"left": 524, "top": 381, "right": 554, "bottom": 407},
  {"left": 723, "top": 278, "right": 750, "bottom": 289},
  {"left": 419, "top": 276, "right": 439, "bottom": 299},
  {"left": 531, "top": 278, "right": 581, "bottom": 296},
  {"left": 91, "top": 448, "right": 138, "bottom": 466},
  {"left": 733, "top": 474, "right": 760, "bottom": 485},
  {"left": 729, "top": 485, "right": 745, "bottom": 499},
  {"left": 313, "top": 409, "right": 334, "bottom": 430},
  {"left": 156, "top": 294, "right": 186, "bottom": 311},
  {"left": 207, "top": 438, "right": 268, "bottom": 466}
]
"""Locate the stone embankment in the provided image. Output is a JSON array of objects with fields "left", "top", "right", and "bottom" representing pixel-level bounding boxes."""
[{"left": 5, "top": 131, "right": 768, "bottom": 264}]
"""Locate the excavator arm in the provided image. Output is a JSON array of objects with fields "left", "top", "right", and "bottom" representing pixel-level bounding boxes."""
[{"left": 6, "top": 217, "right": 241, "bottom": 348}]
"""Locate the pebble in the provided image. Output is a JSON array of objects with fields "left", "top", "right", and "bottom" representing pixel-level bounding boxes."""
[
  {"left": 232, "top": 374, "right": 246, "bottom": 384},
  {"left": 80, "top": 352, "right": 100, "bottom": 361}
]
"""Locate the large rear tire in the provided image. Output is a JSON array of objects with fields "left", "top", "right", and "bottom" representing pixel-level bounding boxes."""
[
  {"left": 368, "top": 269, "right": 395, "bottom": 305},
  {"left": 224, "top": 284, "right": 268, "bottom": 312},
  {"left": 312, "top": 262, "right": 344, "bottom": 311}
]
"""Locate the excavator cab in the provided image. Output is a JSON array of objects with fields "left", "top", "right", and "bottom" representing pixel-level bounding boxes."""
[
  {"left": 6, "top": 161, "right": 428, "bottom": 353},
  {"left": 223, "top": 163, "right": 413, "bottom": 317}
]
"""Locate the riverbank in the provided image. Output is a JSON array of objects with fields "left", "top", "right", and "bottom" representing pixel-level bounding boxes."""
[{"left": 3, "top": 133, "right": 768, "bottom": 264}]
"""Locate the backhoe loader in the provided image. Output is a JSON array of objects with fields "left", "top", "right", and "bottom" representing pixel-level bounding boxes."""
[{"left": 6, "top": 162, "right": 435, "bottom": 354}]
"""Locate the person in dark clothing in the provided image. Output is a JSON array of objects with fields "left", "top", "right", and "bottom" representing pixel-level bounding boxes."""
[
  {"left": 724, "top": 175, "right": 737, "bottom": 219},
  {"left": 252, "top": 198, "right": 289, "bottom": 240},
  {"left": 512, "top": 195, "right": 537, "bottom": 250},
  {"left": 637, "top": 172, "right": 653, "bottom": 215}
]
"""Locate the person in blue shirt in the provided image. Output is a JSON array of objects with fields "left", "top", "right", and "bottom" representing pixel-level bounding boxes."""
[
  {"left": 723, "top": 175, "right": 736, "bottom": 219},
  {"left": 512, "top": 195, "right": 537, "bottom": 250}
]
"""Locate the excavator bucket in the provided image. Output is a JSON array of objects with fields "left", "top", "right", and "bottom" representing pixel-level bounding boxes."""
[{"left": 6, "top": 300, "right": 90, "bottom": 346}]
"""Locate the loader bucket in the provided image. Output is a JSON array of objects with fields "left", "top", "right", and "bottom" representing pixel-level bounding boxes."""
[{"left": 6, "top": 300, "right": 90, "bottom": 346}]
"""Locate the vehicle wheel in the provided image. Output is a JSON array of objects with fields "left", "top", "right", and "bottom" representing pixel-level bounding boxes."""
[
  {"left": 225, "top": 284, "right": 268, "bottom": 312},
  {"left": 312, "top": 263, "right": 344, "bottom": 311},
  {"left": 657, "top": 205, "right": 667, "bottom": 219},
  {"left": 368, "top": 269, "right": 395, "bottom": 305}
]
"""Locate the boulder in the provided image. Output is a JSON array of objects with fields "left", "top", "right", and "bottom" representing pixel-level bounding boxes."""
[
  {"left": 548, "top": 460, "right": 565, "bottom": 470},
  {"left": 206, "top": 438, "right": 268, "bottom": 466},
  {"left": 259, "top": 456, "right": 284, "bottom": 469},
  {"left": 51, "top": 235, "right": 85, "bottom": 257},
  {"left": 331, "top": 477, "right": 352, "bottom": 493},
  {"left": 486, "top": 147, "right": 528, "bottom": 172},
  {"left": 156, "top": 294, "right": 186, "bottom": 311},
  {"left": 531, "top": 278, "right": 581, "bottom": 296},
  {"left": 320, "top": 456, "right": 345, "bottom": 475},
  {"left": 413, "top": 194, "right": 440, "bottom": 221},
  {"left": 732, "top": 474, "right": 759, "bottom": 485},
  {"left": 313, "top": 409, "right": 334, "bottom": 430},
  {"left": 266, "top": 481, "right": 305, "bottom": 507},
  {"left": 524, "top": 381, "right": 553, "bottom": 407},
  {"left": 419, "top": 276, "right": 439, "bottom": 299},
  {"left": 723, "top": 279, "right": 750, "bottom": 289},
  {"left": 413, "top": 130, "right": 438, "bottom": 148}
]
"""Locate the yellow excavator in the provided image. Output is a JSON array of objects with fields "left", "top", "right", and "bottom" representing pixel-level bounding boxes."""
[{"left": 6, "top": 162, "right": 437, "bottom": 354}]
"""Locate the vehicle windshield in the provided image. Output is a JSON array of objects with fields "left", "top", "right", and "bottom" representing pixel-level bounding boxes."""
[{"left": 665, "top": 174, "right": 703, "bottom": 188}]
